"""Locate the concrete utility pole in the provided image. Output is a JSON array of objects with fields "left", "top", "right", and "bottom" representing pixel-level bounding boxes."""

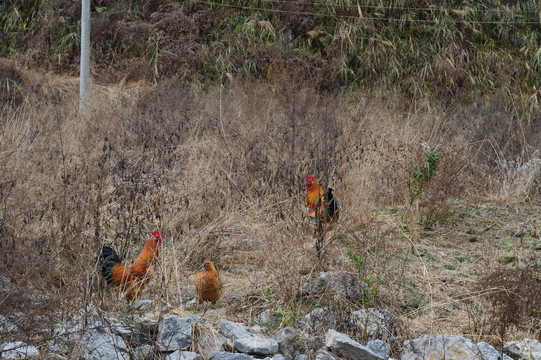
[{"left": 79, "top": 0, "right": 90, "bottom": 115}]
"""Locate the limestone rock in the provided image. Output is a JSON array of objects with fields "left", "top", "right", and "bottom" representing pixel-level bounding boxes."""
[
  {"left": 209, "top": 351, "right": 255, "bottom": 360},
  {"left": 477, "top": 342, "right": 513, "bottom": 360},
  {"left": 325, "top": 329, "right": 384, "bottom": 360},
  {"left": 219, "top": 320, "right": 252, "bottom": 342},
  {"left": 350, "top": 308, "right": 393, "bottom": 340},
  {"left": 305, "top": 308, "right": 336, "bottom": 332},
  {"left": 272, "top": 326, "right": 298, "bottom": 358},
  {"left": 72, "top": 321, "right": 130, "bottom": 360},
  {"left": 234, "top": 334, "right": 279, "bottom": 356},
  {"left": 156, "top": 315, "right": 194, "bottom": 351},
  {"left": 1, "top": 342, "right": 40, "bottom": 359},
  {"left": 367, "top": 339, "right": 391, "bottom": 359},
  {"left": 401, "top": 334, "right": 483, "bottom": 360},
  {"left": 504, "top": 338, "right": 541, "bottom": 360}
]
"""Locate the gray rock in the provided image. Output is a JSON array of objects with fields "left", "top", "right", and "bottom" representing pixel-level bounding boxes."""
[
  {"left": 1, "top": 342, "right": 40, "bottom": 359},
  {"left": 272, "top": 326, "right": 298, "bottom": 358},
  {"left": 54, "top": 306, "right": 100, "bottom": 341},
  {"left": 209, "top": 351, "right": 255, "bottom": 360},
  {"left": 26, "top": 293, "right": 52, "bottom": 307},
  {"left": 367, "top": 339, "right": 391, "bottom": 359},
  {"left": 258, "top": 310, "right": 281, "bottom": 327},
  {"left": 156, "top": 315, "right": 194, "bottom": 351},
  {"left": 297, "top": 335, "right": 324, "bottom": 354},
  {"left": 133, "top": 344, "right": 154, "bottom": 360},
  {"left": 325, "top": 329, "right": 384, "bottom": 360},
  {"left": 258, "top": 309, "right": 273, "bottom": 323},
  {"left": 135, "top": 299, "right": 153, "bottom": 311},
  {"left": 166, "top": 350, "right": 202, "bottom": 360},
  {"left": 350, "top": 308, "right": 393, "bottom": 340},
  {"left": 219, "top": 320, "right": 252, "bottom": 341},
  {"left": 0, "top": 274, "right": 14, "bottom": 293},
  {"left": 72, "top": 321, "right": 129, "bottom": 360},
  {"left": 295, "top": 355, "right": 308, "bottom": 360},
  {"left": 315, "top": 348, "right": 337, "bottom": 360},
  {"left": 477, "top": 342, "right": 513, "bottom": 360},
  {"left": 234, "top": 335, "right": 279, "bottom": 356},
  {"left": 504, "top": 338, "right": 541, "bottom": 360},
  {"left": 269, "top": 355, "right": 286, "bottom": 360},
  {"left": 320, "top": 271, "right": 362, "bottom": 300},
  {"left": 250, "top": 325, "right": 265, "bottom": 333},
  {"left": 194, "top": 334, "right": 227, "bottom": 358},
  {"left": 305, "top": 308, "right": 336, "bottom": 331},
  {"left": 401, "top": 334, "right": 483, "bottom": 360},
  {"left": 48, "top": 340, "right": 68, "bottom": 354},
  {"left": 0, "top": 315, "right": 20, "bottom": 333},
  {"left": 105, "top": 316, "right": 135, "bottom": 336}
]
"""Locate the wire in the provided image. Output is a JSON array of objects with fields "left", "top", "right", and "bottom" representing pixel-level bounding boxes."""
[
  {"left": 235, "top": 0, "right": 541, "bottom": 14},
  {"left": 197, "top": 1, "right": 541, "bottom": 24}
]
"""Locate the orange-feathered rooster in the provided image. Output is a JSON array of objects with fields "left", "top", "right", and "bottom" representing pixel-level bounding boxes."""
[
  {"left": 97, "top": 230, "right": 163, "bottom": 301},
  {"left": 194, "top": 258, "right": 222, "bottom": 304},
  {"left": 305, "top": 175, "right": 340, "bottom": 257}
]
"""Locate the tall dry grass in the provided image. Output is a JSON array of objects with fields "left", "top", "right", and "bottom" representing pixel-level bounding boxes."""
[{"left": 0, "top": 63, "right": 540, "bottom": 352}]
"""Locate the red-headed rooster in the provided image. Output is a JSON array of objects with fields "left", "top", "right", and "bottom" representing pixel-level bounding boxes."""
[
  {"left": 305, "top": 176, "right": 340, "bottom": 257},
  {"left": 194, "top": 258, "right": 222, "bottom": 304},
  {"left": 98, "top": 230, "right": 163, "bottom": 301}
]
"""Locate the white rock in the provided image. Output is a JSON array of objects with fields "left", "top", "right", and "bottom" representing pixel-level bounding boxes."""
[
  {"left": 477, "top": 342, "right": 513, "bottom": 360},
  {"left": 157, "top": 315, "right": 194, "bottom": 351},
  {"left": 504, "top": 338, "right": 541, "bottom": 360},
  {"left": 234, "top": 335, "right": 279, "bottom": 356},
  {"left": 1, "top": 342, "right": 40, "bottom": 359},
  {"left": 219, "top": 320, "right": 252, "bottom": 341},
  {"left": 402, "top": 334, "right": 483, "bottom": 360},
  {"left": 72, "top": 321, "right": 129, "bottom": 360},
  {"left": 325, "top": 329, "right": 384, "bottom": 360}
]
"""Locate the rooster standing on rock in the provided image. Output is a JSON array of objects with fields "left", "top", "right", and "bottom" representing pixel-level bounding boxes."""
[{"left": 305, "top": 175, "right": 340, "bottom": 258}]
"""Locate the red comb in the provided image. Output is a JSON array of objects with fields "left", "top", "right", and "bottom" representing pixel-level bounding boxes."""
[
  {"left": 203, "top": 258, "right": 210, "bottom": 263},
  {"left": 305, "top": 175, "right": 315, "bottom": 182},
  {"left": 152, "top": 231, "right": 163, "bottom": 239}
]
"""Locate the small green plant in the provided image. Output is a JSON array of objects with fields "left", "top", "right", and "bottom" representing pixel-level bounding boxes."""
[
  {"left": 346, "top": 248, "right": 365, "bottom": 267},
  {"left": 360, "top": 277, "right": 377, "bottom": 306},
  {"left": 405, "top": 144, "right": 440, "bottom": 206}
]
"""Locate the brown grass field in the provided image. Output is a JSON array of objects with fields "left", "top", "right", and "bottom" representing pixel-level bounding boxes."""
[{"left": 0, "top": 60, "right": 540, "bottom": 356}]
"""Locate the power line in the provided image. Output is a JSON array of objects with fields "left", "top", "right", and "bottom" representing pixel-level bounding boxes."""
[
  {"left": 241, "top": 0, "right": 541, "bottom": 14},
  {"left": 198, "top": 1, "right": 541, "bottom": 24}
]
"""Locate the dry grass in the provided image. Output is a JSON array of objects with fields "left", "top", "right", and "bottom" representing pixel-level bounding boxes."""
[{"left": 0, "top": 62, "right": 540, "bottom": 357}]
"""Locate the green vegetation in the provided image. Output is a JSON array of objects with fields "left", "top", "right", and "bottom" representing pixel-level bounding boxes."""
[
  {"left": 1, "top": 0, "right": 540, "bottom": 102},
  {"left": 405, "top": 145, "right": 440, "bottom": 206}
]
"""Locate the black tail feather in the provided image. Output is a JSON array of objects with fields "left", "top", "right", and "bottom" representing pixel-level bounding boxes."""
[
  {"left": 97, "top": 246, "right": 120, "bottom": 284},
  {"left": 325, "top": 188, "right": 339, "bottom": 219}
]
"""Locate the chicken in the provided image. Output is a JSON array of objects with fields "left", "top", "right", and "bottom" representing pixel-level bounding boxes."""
[
  {"left": 194, "top": 258, "right": 222, "bottom": 304},
  {"left": 305, "top": 176, "right": 340, "bottom": 257},
  {"left": 305, "top": 175, "right": 340, "bottom": 229},
  {"left": 97, "top": 230, "right": 163, "bottom": 301}
]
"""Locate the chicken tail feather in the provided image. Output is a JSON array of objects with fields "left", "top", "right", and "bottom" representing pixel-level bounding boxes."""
[{"left": 98, "top": 246, "right": 121, "bottom": 284}]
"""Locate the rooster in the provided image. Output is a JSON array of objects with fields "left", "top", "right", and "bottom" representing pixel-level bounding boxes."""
[
  {"left": 305, "top": 176, "right": 340, "bottom": 257},
  {"left": 97, "top": 230, "right": 163, "bottom": 301},
  {"left": 194, "top": 258, "right": 222, "bottom": 304}
]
